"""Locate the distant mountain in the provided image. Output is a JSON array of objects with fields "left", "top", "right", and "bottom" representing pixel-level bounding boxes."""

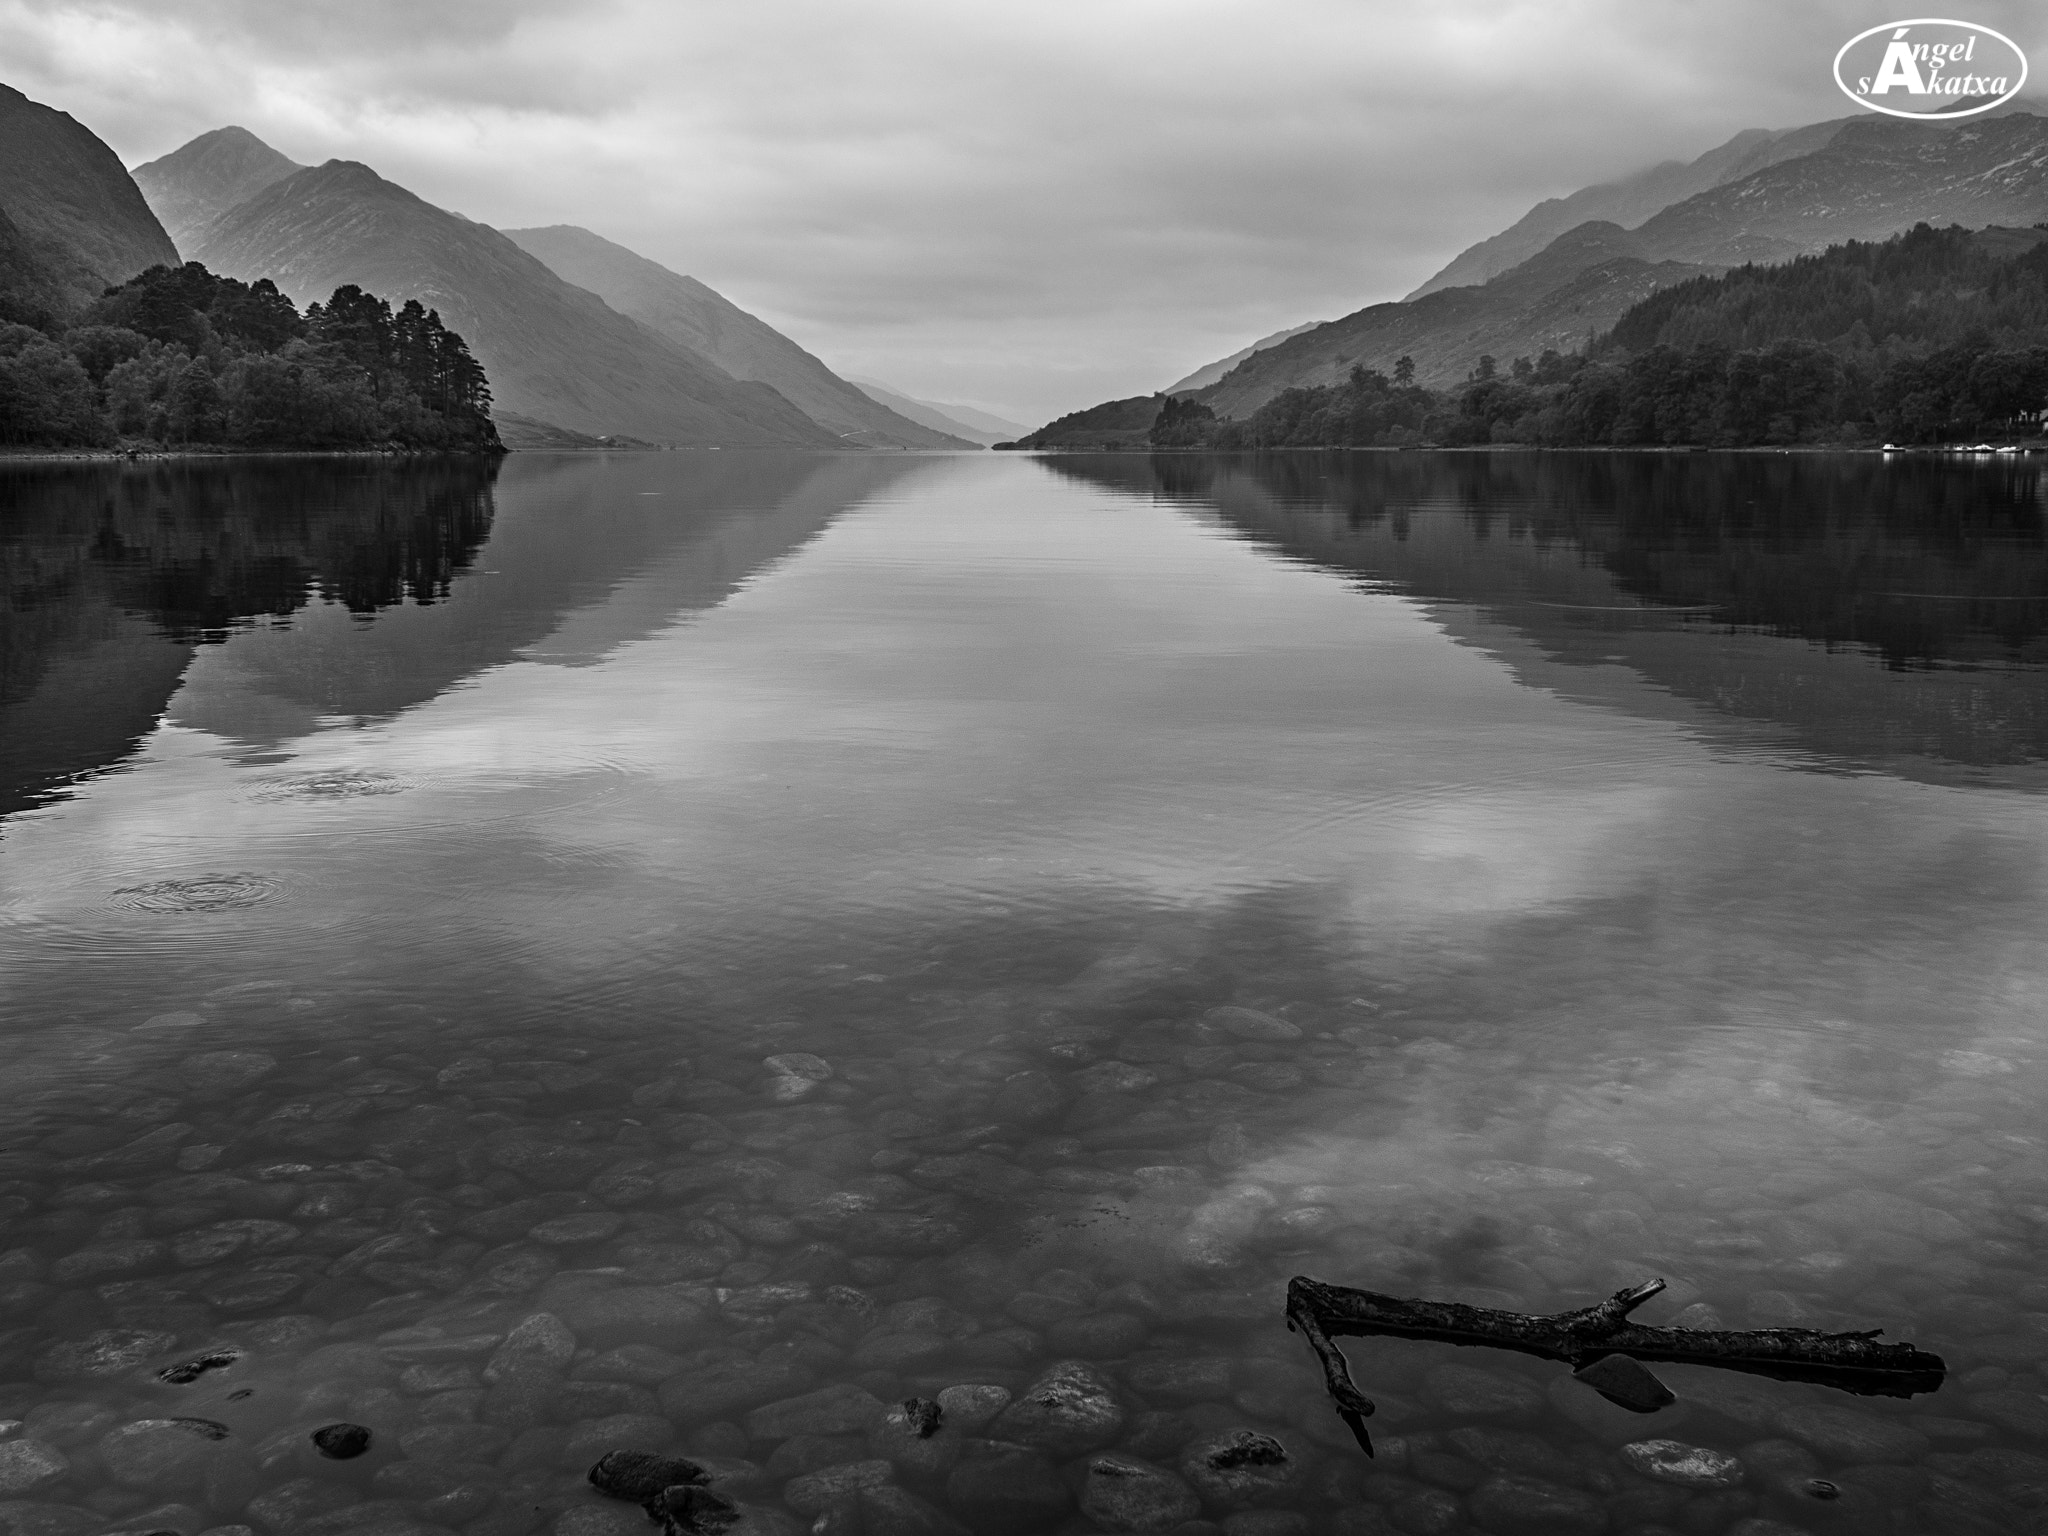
[
  {"left": 1197, "top": 223, "right": 1711, "bottom": 414},
  {"left": 0, "top": 83, "right": 177, "bottom": 317},
  {"left": 1614, "top": 112, "right": 2048, "bottom": 269},
  {"left": 1196, "top": 111, "right": 2048, "bottom": 419},
  {"left": 503, "top": 224, "right": 970, "bottom": 449},
  {"left": 132, "top": 126, "right": 304, "bottom": 249},
  {"left": 1165, "top": 321, "right": 1323, "bottom": 394},
  {"left": 845, "top": 378, "right": 1023, "bottom": 446},
  {"left": 1406, "top": 119, "right": 1858, "bottom": 298},
  {"left": 187, "top": 157, "right": 840, "bottom": 448}
]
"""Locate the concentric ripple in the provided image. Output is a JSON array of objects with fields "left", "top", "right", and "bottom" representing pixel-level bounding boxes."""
[
  {"left": 106, "top": 872, "right": 288, "bottom": 914},
  {"left": 245, "top": 769, "right": 416, "bottom": 802}
]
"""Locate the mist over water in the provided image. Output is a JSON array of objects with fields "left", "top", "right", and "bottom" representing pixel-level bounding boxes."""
[{"left": 1, "top": 450, "right": 2045, "bottom": 1536}]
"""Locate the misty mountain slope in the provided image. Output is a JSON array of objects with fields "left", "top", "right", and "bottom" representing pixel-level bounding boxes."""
[
  {"left": 846, "top": 378, "right": 1024, "bottom": 446},
  {"left": 0, "top": 83, "right": 177, "bottom": 313},
  {"left": 504, "top": 225, "right": 973, "bottom": 449},
  {"left": 133, "top": 126, "right": 304, "bottom": 249},
  {"left": 1622, "top": 112, "right": 2048, "bottom": 268},
  {"left": 1408, "top": 118, "right": 1858, "bottom": 298},
  {"left": 188, "top": 160, "right": 842, "bottom": 448},
  {"left": 1166, "top": 321, "right": 1326, "bottom": 394},
  {"left": 1197, "top": 111, "right": 2048, "bottom": 418},
  {"left": 1197, "top": 225, "right": 1712, "bottom": 413}
]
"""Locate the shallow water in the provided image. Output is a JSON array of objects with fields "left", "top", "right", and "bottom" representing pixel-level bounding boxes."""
[{"left": 1, "top": 449, "right": 2046, "bottom": 1536}]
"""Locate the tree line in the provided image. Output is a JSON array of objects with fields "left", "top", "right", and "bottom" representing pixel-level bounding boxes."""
[
  {"left": 0, "top": 262, "right": 500, "bottom": 451},
  {"left": 1150, "top": 223, "right": 2048, "bottom": 450}
]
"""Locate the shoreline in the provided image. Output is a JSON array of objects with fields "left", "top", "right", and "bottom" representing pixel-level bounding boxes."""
[
  {"left": 0, "top": 446, "right": 509, "bottom": 464},
  {"left": 1001, "top": 441, "right": 2048, "bottom": 456}
]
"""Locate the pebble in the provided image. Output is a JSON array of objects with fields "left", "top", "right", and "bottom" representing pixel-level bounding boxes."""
[
  {"left": 784, "top": 1458, "right": 892, "bottom": 1515},
  {"left": 991, "top": 1359, "right": 1126, "bottom": 1455},
  {"left": 555, "top": 1508, "right": 648, "bottom": 1536},
  {"left": 0, "top": 1439, "right": 69, "bottom": 1493},
  {"left": 660, "top": 1359, "right": 815, "bottom": 1426},
  {"left": 744, "top": 1384, "right": 887, "bottom": 1439},
  {"left": 483, "top": 1313, "right": 578, "bottom": 1383},
  {"left": 309, "top": 1424, "right": 371, "bottom": 1460},
  {"left": 1078, "top": 1453, "right": 1202, "bottom": 1531},
  {"left": 1620, "top": 1438, "right": 1747, "bottom": 1487},
  {"left": 1423, "top": 1364, "right": 1544, "bottom": 1420},
  {"left": 95, "top": 1419, "right": 225, "bottom": 1490},
  {"left": 858, "top": 1483, "right": 968, "bottom": 1536},
  {"left": 932, "top": 1384, "right": 1009, "bottom": 1430},
  {"left": 1179, "top": 1428, "right": 1298, "bottom": 1507},
  {"left": 1773, "top": 1403, "right": 1930, "bottom": 1463},
  {"left": 945, "top": 1443, "right": 1073, "bottom": 1530},
  {"left": 866, "top": 1403, "right": 959, "bottom": 1477}
]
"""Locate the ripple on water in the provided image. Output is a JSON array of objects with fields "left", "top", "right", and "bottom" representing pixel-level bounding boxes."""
[
  {"left": 244, "top": 769, "right": 418, "bottom": 803},
  {"left": 105, "top": 872, "right": 289, "bottom": 914}
]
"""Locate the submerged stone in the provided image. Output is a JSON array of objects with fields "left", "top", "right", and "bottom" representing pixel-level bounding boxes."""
[
  {"left": 945, "top": 1444, "right": 1073, "bottom": 1532},
  {"left": 1620, "top": 1438, "right": 1746, "bottom": 1488},
  {"left": 310, "top": 1424, "right": 371, "bottom": 1460},
  {"left": 743, "top": 1384, "right": 886, "bottom": 1440},
  {"left": 589, "top": 1448, "right": 709, "bottom": 1501},
  {"left": 156, "top": 1348, "right": 242, "bottom": 1385},
  {"left": 0, "top": 1438, "right": 69, "bottom": 1493},
  {"left": 1423, "top": 1364, "right": 1543, "bottom": 1420},
  {"left": 783, "top": 1459, "right": 892, "bottom": 1515},
  {"left": 1078, "top": 1452, "right": 1202, "bottom": 1531},
  {"left": 1772, "top": 1403, "right": 1929, "bottom": 1463},
  {"left": 992, "top": 1359, "right": 1126, "bottom": 1455},
  {"left": 1179, "top": 1429, "right": 1297, "bottom": 1507},
  {"left": 1570, "top": 1353, "right": 1673, "bottom": 1412},
  {"left": 932, "top": 1384, "right": 1008, "bottom": 1430}
]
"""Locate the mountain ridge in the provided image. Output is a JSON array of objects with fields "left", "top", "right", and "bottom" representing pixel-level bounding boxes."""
[
  {"left": 503, "top": 224, "right": 973, "bottom": 449},
  {"left": 1189, "top": 110, "right": 2048, "bottom": 421},
  {"left": 133, "top": 126, "right": 305, "bottom": 249},
  {"left": 845, "top": 377, "right": 1025, "bottom": 446},
  {"left": 188, "top": 159, "right": 842, "bottom": 449},
  {"left": 0, "top": 82, "right": 177, "bottom": 316}
]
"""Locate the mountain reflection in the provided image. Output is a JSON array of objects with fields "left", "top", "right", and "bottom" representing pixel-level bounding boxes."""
[
  {"left": 1047, "top": 451, "right": 2048, "bottom": 786},
  {"left": 0, "top": 459, "right": 499, "bottom": 818},
  {"left": 0, "top": 454, "right": 931, "bottom": 822}
]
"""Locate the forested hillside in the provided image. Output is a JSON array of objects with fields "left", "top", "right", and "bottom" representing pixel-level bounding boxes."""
[
  {"left": 0, "top": 262, "right": 499, "bottom": 450},
  {"left": 1144, "top": 224, "right": 2048, "bottom": 450}
]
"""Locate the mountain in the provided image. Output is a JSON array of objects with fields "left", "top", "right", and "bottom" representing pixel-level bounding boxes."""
[
  {"left": 1165, "top": 321, "right": 1323, "bottom": 394},
  {"left": 1613, "top": 112, "right": 2048, "bottom": 269},
  {"left": 1194, "top": 111, "right": 2048, "bottom": 419},
  {"left": 1196, "top": 223, "right": 1712, "bottom": 414},
  {"left": 502, "top": 224, "right": 970, "bottom": 449},
  {"left": 1406, "top": 119, "right": 1858, "bottom": 298},
  {"left": 132, "top": 126, "right": 304, "bottom": 249},
  {"left": 0, "top": 83, "right": 177, "bottom": 317},
  {"left": 845, "top": 378, "right": 1025, "bottom": 446},
  {"left": 186, "top": 158, "right": 841, "bottom": 448}
]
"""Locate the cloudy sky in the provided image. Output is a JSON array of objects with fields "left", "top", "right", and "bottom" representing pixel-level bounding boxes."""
[{"left": 3, "top": 0, "right": 2041, "bottom": 422}]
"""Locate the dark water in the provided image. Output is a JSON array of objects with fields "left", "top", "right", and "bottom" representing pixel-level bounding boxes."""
[{"left": 1, "top": 450, "right": 2046, "bottom": 1536}]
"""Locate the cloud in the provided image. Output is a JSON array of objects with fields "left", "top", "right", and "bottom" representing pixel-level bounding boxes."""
[{"left": 2, "top": 0, "right": 2042, "bottom": 420}]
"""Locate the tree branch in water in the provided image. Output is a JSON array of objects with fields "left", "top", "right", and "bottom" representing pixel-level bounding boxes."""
[{"left": 1285, "top": 1274, "right": 1947, "bottom": 1457}]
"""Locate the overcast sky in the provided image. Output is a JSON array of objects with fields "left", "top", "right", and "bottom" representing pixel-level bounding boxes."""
[{"left": 3, "top": 0, "right": 2041, "bottom": 422}]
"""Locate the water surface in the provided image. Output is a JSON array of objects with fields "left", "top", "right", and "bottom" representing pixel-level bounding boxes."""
[{"left": 1, "top": 450, "right": 2045, "bottom": 1536}]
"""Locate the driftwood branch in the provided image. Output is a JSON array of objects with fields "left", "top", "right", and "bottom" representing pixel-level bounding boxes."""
[{"left": 1286, "top": 1275, "right": 1946, "bottom": 1457}]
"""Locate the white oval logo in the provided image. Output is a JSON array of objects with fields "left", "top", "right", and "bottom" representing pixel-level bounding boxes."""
[{"left": 1833, "top": 18, "right": 2028, "bottom": 119}]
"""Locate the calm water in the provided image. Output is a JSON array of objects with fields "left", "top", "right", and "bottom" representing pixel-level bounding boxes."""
[{"left": 1, "top": 450, "right": 2046, "bottom": 1536}]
